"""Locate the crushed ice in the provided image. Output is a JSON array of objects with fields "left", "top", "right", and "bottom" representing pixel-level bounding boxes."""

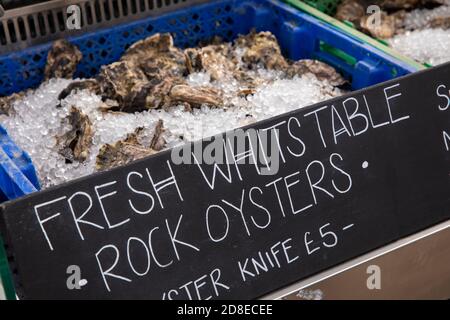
[
  {"left": 0, "top": 72, "right": 343, "bottom": 189},
  {"left": 389, "top": 2, "right": 450, "bottom": 65},
  {"left": 389, "top": 28, "right": 450, "bottom": 66}
]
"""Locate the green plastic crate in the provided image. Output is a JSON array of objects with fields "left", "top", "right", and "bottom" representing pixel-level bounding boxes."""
[
  {"left": 284, "top": 0, "right": 428, "bottom": 69},
  {"left": 304, "top": 0, "right": 341, "bottom": 15},
  {"left": 0, "top": 236, "right": 15, "bottom": 300}
]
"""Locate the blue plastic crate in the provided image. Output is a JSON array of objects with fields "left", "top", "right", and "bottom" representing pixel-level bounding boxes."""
[
  {"left": 0, "top": 0, "right": 419, "bottom": 204},
  {"left": 0, "top": 126, "right": 39, "bottom": 202}
]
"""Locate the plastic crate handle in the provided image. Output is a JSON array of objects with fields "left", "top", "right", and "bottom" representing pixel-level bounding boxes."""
[{"left": 0, "top": 147, "right": 39, "bottom": 300}]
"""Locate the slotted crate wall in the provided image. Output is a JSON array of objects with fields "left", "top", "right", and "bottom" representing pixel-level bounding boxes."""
[{"left": 0, "top": 0, "right": 208, "bottom": 51}]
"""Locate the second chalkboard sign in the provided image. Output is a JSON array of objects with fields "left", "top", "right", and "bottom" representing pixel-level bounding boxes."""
[{"left": 0, "top": 63, "right": 449, "bottom": 300}]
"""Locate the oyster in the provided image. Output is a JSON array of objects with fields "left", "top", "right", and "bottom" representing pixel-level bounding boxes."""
[
  {"left": 377, "top": 0, "right": 426, "bottom": 11},
  {"left": 287, "top": 60, "right": 347, "bottom": 86},
  {"left": 234, "top": 31, "right": 289, "bottom": 71},
  {"left": 96, "top": 120, "right": 166, "bottom": 171},
  {"left": 96, "top": 134, "right": 156, "bottom": 171},
  {"left": 169, "top": 84, "right": 223, "bottom": 108},
  {"left": 360, "top": 10, "right": 397, "bottom": 39},
  {"left": 185, "top": 42, "right": 236, "bottom": 81},
  {"left": 44, "top": 39, "right": 82, "bottom": 80},
  {"left": 429, "top": 15, "right": 450, "bottom": 29},
  {"left": 121, "top": 33, "right": 188, "bottom": 79},
  {"left": 58, "top": 79, "right": 101, "bottom": 101},
  {"left": 186, "top": 39, "right": 267, "bottom": 95},
  {"left": 149, "top": 119, "right": 166, "bottom": 151},
  {"left": 96, "top": 60, "right": 153, "bottom": 112},
  {"left": 342, "top": 0, "right": 443, "bottom": 12},
  {"left": 334, "top": 0, "right": 448, "bottom": 38},
  {"left": 142, "top": 76, "right": 195, "bottom": 111},
  {"left": 335, "top": 0, "right": 400, "bottom": 38},
  {"left": 57, "top": 106, "right": 93, "bottom": 163},
  {"left": 335, "top": 0, "right": 365, "bottom": 24},
  {"left": 0, "top": 91, "right": 27, "bottom": 116},
  {"left": 231, "top": 31, "right": 347, "bottom": 91}
]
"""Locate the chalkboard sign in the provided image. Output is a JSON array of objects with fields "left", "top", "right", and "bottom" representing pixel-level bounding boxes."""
[{"left": 1, "top": 63, "right": 449, "bottom": 300}]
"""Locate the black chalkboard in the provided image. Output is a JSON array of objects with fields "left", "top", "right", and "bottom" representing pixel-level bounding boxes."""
[{"left": 1, "top": 63, "right": 449, "bottom": 300}]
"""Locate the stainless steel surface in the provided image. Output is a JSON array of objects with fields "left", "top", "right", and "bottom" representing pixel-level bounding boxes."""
[
  {"left": 262, "top": 220, "right": 450, "bottom": 300},
  {"left": 0, "top": 0, "right": 210, "bottom": 54}
]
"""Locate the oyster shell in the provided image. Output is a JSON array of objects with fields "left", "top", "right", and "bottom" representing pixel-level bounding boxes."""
[
  {"left": 287, "top": 60, "right": 347, "bottom": 86},
  {"left": 185, "top": 42, "right": 236, "bottom": 81},
  {"left": 335, "top": 0, "right": 448, "bottom": 38},
  {"left": 121, "top": 33, "right": 188, "bottom": 79},
  {"left": 335, "top": 0, "right": 365, "bottom": 24},
  {"left": 44, "top": 39, "right": 82, "bottom": 80},
  {"left": 57, "top": 106, "right": 93, "bottom": 163},
  {"left": 96, "top": 120, "right": 166, "bottom": 171},
  {"left": 96, "top": 134, "right": 156, "bottom": 171},
  {"left": 0, "top": 91, "right": 27, "bottom": 116},
  {"left": 234, "top": 31, "right": 289, "bottom": 71},
  {"left": 429, "top": 15, "right": 450, "bottom": 29},
  {"left": 169, "top": 84, "right": 223, "bottom": 108},
  {"left": 379, "top": 0, "right": 430, "bottom": 10},
  {"left": 149, "top": 119, "right": 166, "bottom": 151},
  {"left": 360, "top": 10, "right": 397, "bottom": 39},
  {"left": 96, "top": 60, "right": 153, "bottom": 112},
  {"left": 57, "top": 79, "right": 101, "bottom": 102}
]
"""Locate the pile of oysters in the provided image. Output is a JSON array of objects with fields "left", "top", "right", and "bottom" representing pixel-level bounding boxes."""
[
  {"left": 335, "top": 0, "right": 450, "bottom": 39},
  {"left": 1, "top": 31, "right": 346, "bottom": 172}
]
